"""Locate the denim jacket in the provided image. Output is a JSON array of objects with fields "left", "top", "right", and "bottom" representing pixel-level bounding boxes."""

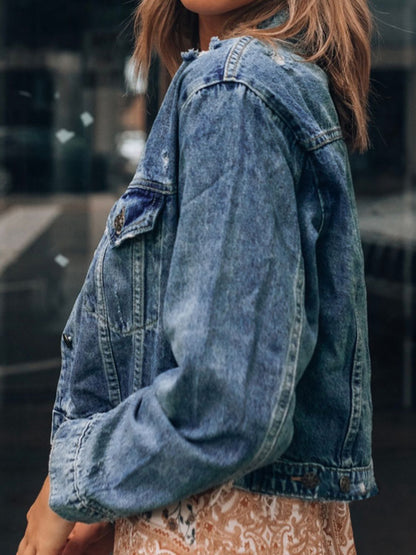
[{"left": 48, "top": 16, "right": 378, "bottom": 523}]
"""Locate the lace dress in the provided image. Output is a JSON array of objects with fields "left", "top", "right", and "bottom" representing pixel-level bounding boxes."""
[{"left": 114, "top": 481, "right": 356, "bottom": 554}]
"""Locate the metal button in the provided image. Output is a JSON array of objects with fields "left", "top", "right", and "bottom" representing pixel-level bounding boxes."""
[
  {"left": 301, "top": 472, "right": 320, "bottom": 489},
  {"left": 114, "top": 207, "right": 125, "bottom": 235},
  {"left": 340, "top": 476, "right": 351, "bottom": 493},
  {"left": 63, "top": 333, "right": 73, "bottom": 349}
]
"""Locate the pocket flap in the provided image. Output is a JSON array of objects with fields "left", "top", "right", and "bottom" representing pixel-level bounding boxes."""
[{"left": 107, "top": 186, "right": 164, "bottom": 247}]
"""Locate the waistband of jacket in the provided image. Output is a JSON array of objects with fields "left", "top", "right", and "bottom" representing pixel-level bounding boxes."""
[{"left": 233, "top": 459, "right": 378, "bottom": 502}]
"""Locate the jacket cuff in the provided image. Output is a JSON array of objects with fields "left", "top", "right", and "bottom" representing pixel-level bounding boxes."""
[{"left": 48, "top": 416, "right": 116, "bottom": 523}]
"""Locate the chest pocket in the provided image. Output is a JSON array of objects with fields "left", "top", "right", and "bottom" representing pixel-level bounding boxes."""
[{"left": 96, "top": 185, "right": 165, "bottom": 335}]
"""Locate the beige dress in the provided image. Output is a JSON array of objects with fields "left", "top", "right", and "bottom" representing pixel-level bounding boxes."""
[{"left": 114, "top": 482, "right": 356, "bottom": 554}]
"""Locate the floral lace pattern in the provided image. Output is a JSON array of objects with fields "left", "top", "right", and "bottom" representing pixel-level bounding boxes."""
[{"left": 114, "top": 482, "right": 356, "bottom": 554}]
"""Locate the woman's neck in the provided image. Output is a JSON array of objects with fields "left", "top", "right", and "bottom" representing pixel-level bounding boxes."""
[{"left": 198, "top": 14, "right": 227, "bottom": 50}]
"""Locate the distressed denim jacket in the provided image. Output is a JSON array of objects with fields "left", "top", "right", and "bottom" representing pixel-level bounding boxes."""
[{"left": 48, "top": 14, "right": 378, "bottom": 523}]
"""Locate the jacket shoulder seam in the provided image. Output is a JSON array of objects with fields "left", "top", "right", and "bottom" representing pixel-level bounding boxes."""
[
  {"left": 180, "top": 75, "right": 341, "bottom": 152},
  {"left": 180, "top": 38, "right": 343, "bottom": 151},
  {"left": 180, "top": 77, "right": 302, "bottom": 151},
  {"left": 225, "top": 37, "right": 344, "bottom": 151}
]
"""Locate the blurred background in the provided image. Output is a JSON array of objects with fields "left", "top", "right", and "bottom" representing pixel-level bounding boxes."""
[{"left": 0, "top": 1, "right": 415, "bottom": 553}]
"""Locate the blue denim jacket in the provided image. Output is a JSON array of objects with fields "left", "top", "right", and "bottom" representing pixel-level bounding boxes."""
[{"left": 48, "top": 18, "right": 378, "bottom": 523}]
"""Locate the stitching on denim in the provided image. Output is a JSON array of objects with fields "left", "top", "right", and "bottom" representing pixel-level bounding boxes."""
[
  {"left": 306, "top": 154, "right": 325, "bottom": 236},
  {"left": 275, "top": 459, "right": 375, "bottom": 473},
  {"left": 181, "top": 78, "right": 226, "bottom": 112},
  {"left": 128, "top": 180, "right": 175, "bottom": 195},
  {"left": 229, "top": 77, "right": 301, "bottom": 143},
  {"left": 341, "top": 307, "right": 363, "bottom": 465},
  {"left": 307, "top": 132, "right": 344, "bottom": 152},
  {"left": 180, "top": 79, "right": 299, "bottom": 149},
  {"left": 82, "top": 304, "right": 99, "bottom": 318},
  {"left": 315, "top": 184, "right": 326, "bottom": 235},
  {"left": 93, "top": 311, "right": 158, "bottom": 336},
  {"left": 224, "top": 35, "right": 254, "bottom": 79},
  {"left": 96, "top": 243, "right": 122, "bottom": 407},
  {"left": 310, "top": 126, "right": 343, "bottom": 140},
  {"left": 235, "top": 254, "right": 305, "bottom": 476},
  {"left": 180, "top": 82, "right": 302, "bottom": 211},
  {"left": 74, "top": 418, "right": 120, "bottom": 520},
  {"left": 133, "top": 231, "right": 145, "bottom": 391},
  {"left": 231, "top": 79, "right": 342, "bottom": 152},
  {"left": 233, "top": 486, "right": 373, "bottom": 503},
  {"left": 113, "top": 221, "right": 156, "bottom": 243},
  {"left": 157, "top": 206, "right": 165, "bottom": 330},
  {"left": 234, "top": 460, "right": 377, "bottom": 501},
  {"left": 181, "top": 57, "right": 343, "bottom": 152},
  {"left": 73, "top": 420, "right": 96, "bottom": 513},
  {"left": 112, "top": 194, "right": 162, "bottom": 246},
  {"left": 261, "top": 255, "right": 304, "bottom": 460},
  {"left": 105, "top": 197, "right": 163, "bottom": 336}
]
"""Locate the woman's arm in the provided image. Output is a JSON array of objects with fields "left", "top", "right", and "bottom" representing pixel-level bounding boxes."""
[
  {"left": 48, "top": 82, "right": 309, "bottom": 523},
  {"left": 17, "top": 476, "right": 75, "bottom": 555},
  {"left": 18, "top": 476, "right": 114, "bottom": 555}
]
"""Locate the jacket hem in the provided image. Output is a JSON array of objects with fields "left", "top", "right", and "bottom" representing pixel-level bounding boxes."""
[{"left": 233, "top": 459, "right": 378, "bottom": 502}]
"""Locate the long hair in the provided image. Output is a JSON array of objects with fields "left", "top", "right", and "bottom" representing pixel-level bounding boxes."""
[{"left": 133, "top": 0, "right": 372, "bottom": 152}]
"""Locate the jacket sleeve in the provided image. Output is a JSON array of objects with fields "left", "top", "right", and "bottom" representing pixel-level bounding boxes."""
[{"left": 49, "top": 81, "right": 309, "bottom": 523}]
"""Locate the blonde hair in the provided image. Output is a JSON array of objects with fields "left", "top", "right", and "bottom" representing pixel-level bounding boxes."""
[{"left": 133, "top": 0, "right": 372, "bottom": 152}]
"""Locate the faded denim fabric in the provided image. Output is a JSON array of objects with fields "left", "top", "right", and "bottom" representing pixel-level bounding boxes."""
[{"left": 48, "top": 16, "right": 378, "bottom": 523}]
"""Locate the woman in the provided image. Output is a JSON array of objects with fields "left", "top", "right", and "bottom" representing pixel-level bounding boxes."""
[{"left": 18, "top": 1, "right": 377, "bottom": 553}]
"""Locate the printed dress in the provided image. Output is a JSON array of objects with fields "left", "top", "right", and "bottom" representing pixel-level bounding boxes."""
[{"left": 114, "top": 482, "right": 356, "bottom": 554}]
